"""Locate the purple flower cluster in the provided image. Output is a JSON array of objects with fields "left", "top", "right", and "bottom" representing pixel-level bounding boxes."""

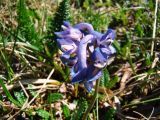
[{"left": 55, "top": 21, "right": 116, "bottom": 92}]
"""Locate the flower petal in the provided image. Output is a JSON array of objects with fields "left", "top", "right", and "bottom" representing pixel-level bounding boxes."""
[
  {"left": 61, "top": 21, "right": 71, "bottom": 30},
  {"left": 84, "top": 81, "right": 93, "bottom": 92},
  {"left": 74, "top": 23, "right": 94, "bottom": 32},
  {"left": 71, "top": 35, "right": 96, "bottom": 84},
  {"left": 67, "top": 28, "right": 83, "bottom": 40},
  {"left": 91, "top": 47, "right": 108, "bottom": 68},
  {"left": 60, "top": 52, "right": 77, "bottom": 67},
  {"left": 99, "top": 29, "right": 116, "bottom": 46},
  {"left": 91, "top": 45, "right": 116, "bottom": 69},
  {"left": 91, "top": 31, "right": 103, "bottom": 40},
  {"left": 78, "top": 35, "right": 95, "bottom": 70},
  {"left": 86, "top": 65, "right": 102, "bottom": 82},
  {"left": 101, "top": 29, "right": 116, "bottom": 41},
  {"left": 71, "top": 68, "right": 87, "bottom": 83},
  {"left": 55, "top": 28, "right": 83, "bottom": 41},
  {"left": 56, "top": 38, "right": 77, "bottom": 52},
  {"left": 63, "top": 21, "right": 71, "bottom": 28},
  {"left": 74, "top": 23, "right": 103, "bottom": 39}
]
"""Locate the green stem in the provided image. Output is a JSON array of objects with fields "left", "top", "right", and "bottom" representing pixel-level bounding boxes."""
[
  {"left": 123, "top": 97, "right": 160, "bottom": 108},
  {"left": 82, "top": 79, "right": 100, "bottom": 120},
  {"left": 151, "top": 0, "right": 158, "bottom": 56},
  {"left": 96, "top": 95, "right": 99, "bottom": 120}
]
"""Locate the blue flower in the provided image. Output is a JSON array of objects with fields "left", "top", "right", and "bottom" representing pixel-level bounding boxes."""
[{"left": 55, "top": 21, "right": 116, "bottom": 92}]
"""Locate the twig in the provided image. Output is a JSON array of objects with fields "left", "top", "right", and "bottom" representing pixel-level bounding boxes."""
[
  {"left": 151, "top": 56, "right": 159, "bottom": 68},
  {"left": 20, "top": 69, "right": 54, "bottom": 109},
  {"left": 119, "top": 70, "right": 132, "bottom": 91},
  {"left": 148, "top": 107, "right": 154, "bottom": 120},
  {"left": 123, "top": 96, "right": 160, "bottom": 108},
  {"left": 133, "top": 111, "right": 148, "bottom": 119},
  {"left": 0, "top": 78, "right": 60, "bottom": 93},
  {"left": 82, "top": 79, "right": 100, "bottom": 120},
  {"left": 100, "top": 6, "right": 146, "bottom": 15},
  {"left": 116, "top": 112, "right": 137, "bottom": 120},
  {"left": 151, "top": 0, "right": 158, "bottom": 56},
  {"left": 19, "top": 81, "right": 29, "bottom": 109},
  {"left": 7, "top": 81, "right": 30, "bottom": 120},
  {"left": 26, "top": 84, "right": 59, "bottom": 90},
  {"left": 103, "top": 87, "right": 112, "bottom": 104},
  {"left": 133, "top": 37, "right": 160, "bottom": 41},
  {"left": 0, "top": 42, "right": 37, "bottom": 50},
  {"left": 114, "top": 96, "right": 121, "bottom": 112},
  {"left": 0, "top": 47, "right": 38, "bottom": 60}
]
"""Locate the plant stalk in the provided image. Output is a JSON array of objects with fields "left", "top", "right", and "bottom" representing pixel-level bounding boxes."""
[{"left": 82, "top": 79, "right": 100, "bottom": 120}]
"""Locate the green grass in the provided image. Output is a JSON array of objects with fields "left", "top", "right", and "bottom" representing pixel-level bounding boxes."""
[{"left": 0, "top": 0, "right": 160, "bottom": 119}]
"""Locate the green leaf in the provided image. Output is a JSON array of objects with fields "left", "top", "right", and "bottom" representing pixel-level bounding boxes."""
[
  {"left": 14, "top": 91, "right": 27, "bottom": 105},
  {"left": 28, "top": 84, "right": 37, "bottom": 97},
  {"left": 46, "top": 0, "right": 71, "bottom": 56},
  {"left": 53, "top": 62, "right": 68, "bottom": 81},
  {"left": 62, "top": 105, "right": 70, "bottom": 119},
  {"left": 100, "top": 69, "right": 119, "bottom": 88},
  {"left": 26, "top": 44, "right": 40, "bottom": 51},
  {"left": 0, "top": 51, "right": 14, "bottom": 79},
  {"left": 113, "top": 40, "right": 121, "bottom": 54},
  {"left": 144, "top": 52, "right": 151, "bottom": 66},
  {"left": 36, "top": 109, "right": 50, "bottom": 119},
  {"left": 47, "top": 93, "right": 63, "bottom": 103},
  {"left": 49, "top": 0, "right": 71, "bottom": 40},
  {"left": 101, "top": 69, "right": 119, "bottom": 89},
  {"left": 101, "top": 69, "right": 110, "bottom": 87},
  {"left": 107, "top": 75, "right": 119, "bottom": 89},
  {"left": 105, "top": 108, "right": 116, "bottom": 120},
  {"left": 71, "top": 98, "right": 88, "bottom": 120},
  {"left": 17, "top": 0, "right": 40, "bottom": 47},
  {"left": 0, "top": 79, "right": 21, "bottom": 107},
  {"left": 135, "top": 23, "right": 144, "bottom": 37}
]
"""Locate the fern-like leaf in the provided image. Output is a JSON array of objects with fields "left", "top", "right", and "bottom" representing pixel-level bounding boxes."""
[
  {"left": 100, "top": 69, "right": 110, "bottom": 87},
  {"left": 17, "top": 0, "right": 38, "bottom": 46},
  {"left": 62, "top": 105, "right": 71, "bottom": 120},
  {"left": 49, "top": 0, "right": 71, "bottom": 40},
  {"left": 71, "top": 98, "right": 88, "bottom": 120}
]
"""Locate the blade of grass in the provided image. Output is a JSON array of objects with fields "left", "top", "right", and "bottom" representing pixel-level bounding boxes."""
[
  {"left": 123, "top": 97, "right": 160, "bottom": 108},
  {"left": 0, "top": 50, "right": 14, "bottom": 80},
  {"left": 0, "top": 79, "right": 21, "bottom": 107}
]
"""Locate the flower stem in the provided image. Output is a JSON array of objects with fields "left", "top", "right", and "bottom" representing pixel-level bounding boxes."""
[
  {"left": 82, "top": 79, "right": 100, "bottom": 120},
  {"left": 151, "top": 0, "right": 158, "bottom": 56}
]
